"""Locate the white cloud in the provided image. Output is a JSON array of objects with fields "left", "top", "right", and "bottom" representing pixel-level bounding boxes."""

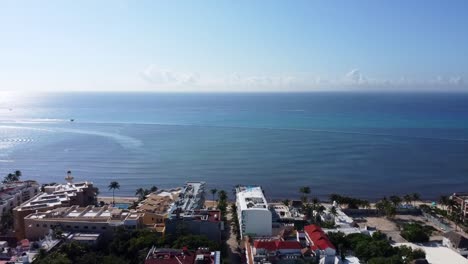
[
  {"left": 140, "top": 65, "right": 199, "bottom": 86},
  {"left": 139, "top": 65, "right": 467, "bottom": 91}
]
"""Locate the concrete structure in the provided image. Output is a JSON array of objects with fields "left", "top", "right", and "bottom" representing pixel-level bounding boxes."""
[
  {"left": 450, "top": 193, "right": 468, "bottom": 220},
  {"left": 443, "top": 231, "right": 468, "bottom": 258},
  {"left": 165, "top": 209, "right": 224, "bottom": 242},
  {"left": 269, "top": 203, "right": 294, "bottom": 222},
  {"left": 145, "top": 247, "right": 221, "bottom": 264},
  {"left": 23, "top": 205, "right": 143, "bottom": 240},
  {"left": 13, "top": 173, "right": 98, "bottom": 239},
  {"left": 0, "top": 181, "right": 39, "bottom": 221},
  {"left": 169, "top": 182, "right": 206, "bottom": 217},
  {"left": 303, "top": 225, "right": 336, "bottom": 264},
  {"left": 396, "top": 243, "right": 468, "bottom": 264},
  {"left": 236, "top": 186, "right": 272, "bottom": 238}
]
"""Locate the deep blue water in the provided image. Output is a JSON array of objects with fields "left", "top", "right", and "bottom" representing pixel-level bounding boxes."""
[{"left": 1, "top": 92, "right": 467, "bottom": 200}]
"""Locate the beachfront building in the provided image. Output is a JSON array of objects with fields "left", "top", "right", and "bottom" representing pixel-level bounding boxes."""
[
  {"left": 302, "top": 225, "right": 337, "bottom": 264},
  {"left": 23, "top": 205, "right": 143, "bottom": 240},
  {"left": 145, "top": 247, "right": 221, "bottom": 264},
  {"left": 13, "top": 172, "right": 98, "bottom": 239},
  {"left": 236, "top": 186, "right": 272, "bottom": 238},
  {"left": 137, "top": 188, "right": 181, "bottom": 233},
  {"left": 165, "top": 209, "right": 224, "bottom": 242},
  {"left": 168, "top": 182, "right": 206, "bottom": 217},
  {"left": 0, "top": 180, "right": 39, "bottom": 222},
  {"left": 137, "top": 182, "right": 207, "bottom": 234},
  {"left": 450, "top": 193, "right": 468, "bottom": 220}
]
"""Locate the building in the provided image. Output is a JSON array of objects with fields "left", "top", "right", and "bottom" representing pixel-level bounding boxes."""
[
  {"left": 443, "top": 231, "right": 468, "bottom": 258},
  {"left": 0, "top": 180, "right": 39, "bottom": 222},
  {"left": 248, "top": 239, "right": 302, "bottom": 264},
  {"left": 168, "top": 182, "right": 206, "bottom": 217},
  {"left": 137, "top": 188, "right": 181, "bottom": 233},
  {"left": 23, "top": 205, "right": 143, "bottom": 240},
  {"left": 395, "top": 243, "right": 468, "bottom": 264},
  {"left": 145, "top": 247, "right": 221, "bottom": 264},
  {"left": 450, "top": 193, "right": 468, "bottom": 220},
  {"left": 302, "top": 225, "right": 336, "bottom": 264},
  {"left": 165, "top": 209, "right": 224, "bottom": 242},
  {"left": 236, "top": 186, "right": 272, "bottom": 238},
  {"left": 13, "top": 172, "right": 98, "bottom": 239}
]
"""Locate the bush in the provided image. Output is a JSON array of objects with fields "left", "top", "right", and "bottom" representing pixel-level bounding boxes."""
[{"left": 400, "top": 223, "right": 431, "bottom": 243}]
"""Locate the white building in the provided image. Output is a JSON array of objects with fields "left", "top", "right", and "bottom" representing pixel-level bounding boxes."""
[
  {"left": 0, "top": 180, "right": 39, "bottom": 220},
  {"left": 236, "top": 186, "right": 272, "bottom": 238},
  {"left": 395, "top": 243, "right": 468, "bottom": 264}
]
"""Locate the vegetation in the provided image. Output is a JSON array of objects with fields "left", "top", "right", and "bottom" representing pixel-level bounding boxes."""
[
  {"left": 328, "top": 194, "right": 370, "bottom": 209},
  {"left": 375, "top": 197, "right": 397, "bottom": 218},
  {"left": 400, "top": 223, "right": 434, "bottom": 243},
  {"left": 2, "top": 170, "right": 22, "bottom": 183},
  {"left": 34, "top": 228, "right": 218, "bottom": 264},
  {"left": 299, "top": 186, "right": 311, "bottom": 204},
  {"left": 210, "top": 188, "right": 218, "bottom": 203},
  {"left": 108, "top": 181, "right": 120, "bottom": 205},
  {"left": 135, "top": 185, "right": 158, "bottom": 201},
  {"left": 327, "top": 231, "right": 426, "bottom": 264}
]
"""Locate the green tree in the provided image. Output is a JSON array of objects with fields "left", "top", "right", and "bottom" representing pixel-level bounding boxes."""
[
  {"left": 135, "top": 188, "right": 145, "bottom": 201},
  {"left": 150, "top": 185, "right": 158, "bottom": 192},
  {"left": 439, "top": 195, "right": 449, "bottom": 210},
  {"left": 210, "top": 188, "right": 218, "bottom": 203},
  {"left": 108, "top": 181, "right": 120, "bottom": 205},
  {"left": 389, "top": 195, "right": 402, "bottom": 208},
  {"left": 411, "top": 193, "right": 421, "bottom": 206},
  {"left": 299, "top": 186, "right": 311, "bottom": 204}
]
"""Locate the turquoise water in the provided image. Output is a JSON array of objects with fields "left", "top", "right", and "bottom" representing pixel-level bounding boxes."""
[{"left": 0, "top": 92, "right": 467, "bottom": 200}]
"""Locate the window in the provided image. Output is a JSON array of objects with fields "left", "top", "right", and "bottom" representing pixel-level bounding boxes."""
[
  {"left": 36, "top": 224, "right": 39, "bottom": 227},
  {"left": 92, "top": 226, "right": 96, "bottom": 230},
  {"left": 74, "top": 226, "right": 79, "bottom": 229},
  {"left": 101, "top": 226, "right": 106, "bottom": 230},
  {"left": 42, "top": 224, "right": 47, "bottom": 228},
  {"left": 84, "top": 226, "right": 89, "bottom": 229}
]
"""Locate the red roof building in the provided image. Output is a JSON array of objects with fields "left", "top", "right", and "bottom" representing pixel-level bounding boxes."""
[{"left": 303, "top": 225, "right": 336, "bottom": 253}]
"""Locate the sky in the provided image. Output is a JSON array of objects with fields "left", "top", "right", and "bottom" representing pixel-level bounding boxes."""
[{"left": 0, "top": 0, "right": 467, "bottom": 92}]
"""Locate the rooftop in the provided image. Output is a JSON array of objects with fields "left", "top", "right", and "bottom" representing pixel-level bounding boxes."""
[
  {"left": 145, "top": 247, "right": 220, "bottom": 264},
  {"left": 169, "top": 182, "right": 206, "bottom": 215},
  {"left": 303, "top": 225, "right": 336, "bottom": 251},
  {"left": 236, "top": 186, "right": 269, "bottom": 211},
  {"left": 24, "top": 205, "right": 142, "bottom": 223},
  {"left": 137, "top": 188, "right": 181, "bottom": 214},
  {"left": 395, "top": 243, "right": 468, "bottom": 264}
]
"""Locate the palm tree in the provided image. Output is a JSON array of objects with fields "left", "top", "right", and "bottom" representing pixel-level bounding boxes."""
[
  {"left": 403, "top": 194, "right": 412, "bottom": 206},
  {"left": 389, "top": 195, "right": 402, "bottom": 208},
  {"left": 210, "top": 188, "right": 218, "bottom": 203},
  {"left": 282, "top": 199, "right": 290, "bottom": 207},
  {"left": 330, "top": 206, "right": 338, "bottom": 222},
  {"left": 299, "top": 186, "right": 311, "bottom": 204},
  {"left": 412, "top": 193, "right": 421, "bottom": 206},
  {"left": 312, "top": 197, "right": 320, "bottom": 210},
  {"left": 150, "top": 185, "right": 158, "bottom": 193},
  {"left": 218, "top": 190, "right": 227, "bottom": 201},
  {"left": 108, "top": 181, "right": 120, "bottom": 205},
  {"left": 135, "top": 188, "right": 145, "bottom": 201},
  {"left": 439, "top": 195, "right": 449, "bottom": 210}
]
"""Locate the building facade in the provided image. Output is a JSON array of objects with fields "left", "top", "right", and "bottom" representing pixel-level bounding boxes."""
[
  {"left": 236, "top": 186, "right": 272, "bottom": 238},
  {"left": 23, "top": 205, "right": 143, "bottom": 240},
  {"left": 0, "top": 181, "right": 39, "bottom": 222},
  {"left": 450, "top": 193, "right": 468, "bottom": 220},
  {"left": 13, "top": 174, "right": 98, "bottom": 239}
]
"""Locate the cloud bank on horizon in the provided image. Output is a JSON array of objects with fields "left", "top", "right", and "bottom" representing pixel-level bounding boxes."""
[{"left": 0, "top": 0, "right": 467, "bottom": 92}]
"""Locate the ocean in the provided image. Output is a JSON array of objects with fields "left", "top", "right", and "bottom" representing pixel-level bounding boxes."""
[{"left": 1, "top": 92, "right": 467, "bottom": 201}]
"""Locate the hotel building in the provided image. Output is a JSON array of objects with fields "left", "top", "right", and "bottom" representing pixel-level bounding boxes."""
[
  {"left": 235, "top": 186, "right": 272, "bottom": 238},
  {"left": 13, "top": 172, "right": 98, "bottom": 239},
  {"left": 23, "top": 205, "right": 143, "bottom": 240}
]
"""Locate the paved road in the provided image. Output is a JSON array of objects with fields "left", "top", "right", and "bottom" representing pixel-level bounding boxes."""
[{"left": 225, "top": 205, "right": 242, "bottom": 264}]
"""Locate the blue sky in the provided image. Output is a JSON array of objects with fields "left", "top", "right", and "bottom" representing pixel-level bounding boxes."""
[{"left": 0, "top": 0, "right": 467, "bottom": 92}]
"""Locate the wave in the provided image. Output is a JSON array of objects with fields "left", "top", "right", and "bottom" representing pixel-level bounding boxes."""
[
  {"left": 0, "top": 125, "right": 142, "bottom": 149},
  {"left": 2, "top": 120, "right": 468, "bottom": 144}
]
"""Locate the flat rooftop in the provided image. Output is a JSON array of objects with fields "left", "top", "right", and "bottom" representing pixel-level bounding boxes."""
[
  {"left": 395, "top": 243, "right": 468, "bottom": 264},
  {"left": 236, "top": 186, "right": 268, "bottom": 211}
]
